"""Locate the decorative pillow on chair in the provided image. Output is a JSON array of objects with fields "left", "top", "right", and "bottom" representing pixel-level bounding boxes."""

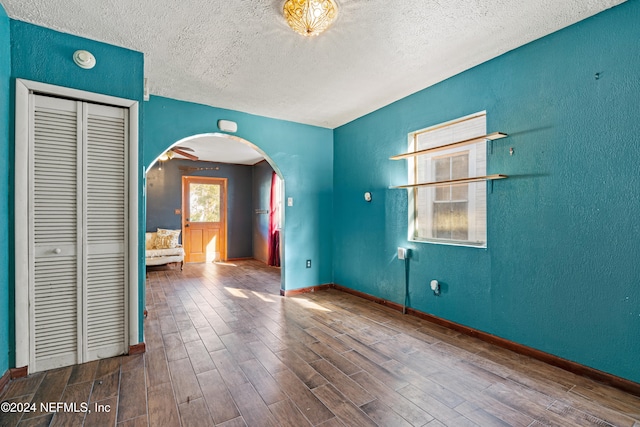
[{"left": 155, "top": 228, "right": 181, "bottom": 249}]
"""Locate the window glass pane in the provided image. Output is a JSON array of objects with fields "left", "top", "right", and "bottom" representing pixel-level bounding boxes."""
[
  {"left": 433, "top": 202, "right": 468, "bottom": 240},
  {"left": 451, "top": 153, "right": 469, "bottom": 179},
  {"left": 433, "top": 202, "right": 452, "bottom": 239},
  {"left": 273, "top": 174, "right": 283, "bottom": 229},
  {"left": 415, "top": 187, "right": 430, "bottom": 238},
  {"left": 450, "top": 202, "right": 469, "bottom": 240},
  {"left": 434, "top": 157, "right": 451, "bottom": 201},
  {"left": 434, "top": 157, "right": 450, "bottom": 181},
  {"left": 450, "top": 182, "right": 468, "bottom": 201},
  {"left": 435, "top": 186, "right": 449, "bottom": 201},
  {"left": 189, "top": 183, "right": 220, "bottom": 222}
]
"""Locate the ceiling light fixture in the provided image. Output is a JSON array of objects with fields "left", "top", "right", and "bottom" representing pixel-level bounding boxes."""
[
  {"left": 159, "top": 151, "right": 174, "bottom": 162},
  {"left": 283, "top": 0, "right": 338, "bottom": 37}
]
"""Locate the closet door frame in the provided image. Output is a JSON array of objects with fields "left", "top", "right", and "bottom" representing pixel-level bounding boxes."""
[{"left": 14, "top": 79, "right": 140, "bottom": 371}]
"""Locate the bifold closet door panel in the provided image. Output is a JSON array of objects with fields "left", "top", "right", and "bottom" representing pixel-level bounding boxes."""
[
  {"left": 31, "top": 94, "right": 81, "bottom": 371},
  {"left": 84, "top": 102, "right": 128, "bottom": 361}
]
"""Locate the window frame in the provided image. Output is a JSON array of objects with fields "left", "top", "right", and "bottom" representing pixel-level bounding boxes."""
[{"left": 408, "top": 111, "right": 487, "bottom": 248}]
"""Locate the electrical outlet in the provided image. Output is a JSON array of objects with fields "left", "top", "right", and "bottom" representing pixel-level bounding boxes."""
[{"left": 306, "top": 260, "right": 311, "bottom": 268}]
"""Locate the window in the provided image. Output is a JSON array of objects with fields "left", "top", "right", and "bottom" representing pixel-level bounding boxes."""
[
  {"left": 189, "top": 182, "right": 221, "bottom": 222},
  {"left": 272, "top": 173, "right": 283, "bottom": 230},
  {"left": 409, "top": 112, "right": 487, "bottom": 247}
]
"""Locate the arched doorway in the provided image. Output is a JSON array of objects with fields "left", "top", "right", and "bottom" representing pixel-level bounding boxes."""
[{"left": 145, "top": 133, "right": 285, "bottom": 292}]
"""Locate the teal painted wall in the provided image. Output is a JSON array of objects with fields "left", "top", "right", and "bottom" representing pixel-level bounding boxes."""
[
  {"left": 333, "top": 1, "right": 640, "bottom": 383},
  {"left": 9, "top": 20, "right": 146, "bottom": 360},
  {"left": 143, "top": 96, "right": 334, "bottom": 290},
  {"left": 0, "top": 3, "right": 11, "bottom": 375},
  {"left": 146, "top": 159, "right": 254, "bottom": 259},
  {"left": 10, "top": 21, "right": 143, "bottom": 100}
]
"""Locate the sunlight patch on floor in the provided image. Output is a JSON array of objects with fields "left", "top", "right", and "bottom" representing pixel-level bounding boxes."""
[
  {"left": 214, "top": 261, "right": 238, "bottom": 267},
  {"left": 290, "top": 297, "right": 331, "bottom": 312},
  {"left": 252, "top": 291, "right": 276, "bottom": 302},
  {"left": 225, "top": 287, "right": 248, "bottom": 298}
]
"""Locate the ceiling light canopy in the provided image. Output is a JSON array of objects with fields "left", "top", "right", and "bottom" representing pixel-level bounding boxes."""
[{"left": 283, "top": 0, "right": 338, "bottom": 37}]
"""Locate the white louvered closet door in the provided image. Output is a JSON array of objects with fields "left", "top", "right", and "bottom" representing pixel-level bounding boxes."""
[
  {"left": 31, "top": 95, "right": 81, "bottom": 371},
  {"left": 84, "top": 103, "right": 128, "bottom": 361},
  {"left": 30, "top": 94, "right": 127, "bottom": 372}
]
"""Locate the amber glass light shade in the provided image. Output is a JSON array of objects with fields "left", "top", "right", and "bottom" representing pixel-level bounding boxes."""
[{"left": 283, "top": 0, "right": 338, "bottom": 37}]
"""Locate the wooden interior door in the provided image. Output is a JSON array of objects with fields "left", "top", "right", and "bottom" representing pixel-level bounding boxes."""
[{"left": 182, "top": 177, "right": 227, "bottom": 263}]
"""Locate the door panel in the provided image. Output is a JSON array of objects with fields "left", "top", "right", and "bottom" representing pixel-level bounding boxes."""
[
  {"left": 84, "top": 102, "right": 127, "bottom": 361},
  {"left": 187, "top": 228, "right": 205, "bottom": 261},
  {"left": 182, "top": 177, "right": 227, "bottom": 263},
  {"left": 31, "top": 95, "right": 80, "bottom": 371}
]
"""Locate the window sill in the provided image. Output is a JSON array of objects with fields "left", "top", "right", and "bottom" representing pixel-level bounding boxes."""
[{"left": 410, "top": 238, "right": 487, "bottom": 249}]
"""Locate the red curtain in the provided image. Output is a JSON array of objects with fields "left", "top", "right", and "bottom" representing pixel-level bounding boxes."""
[{"left": 268, "top": 171, "right": 280, "bottom": 266}]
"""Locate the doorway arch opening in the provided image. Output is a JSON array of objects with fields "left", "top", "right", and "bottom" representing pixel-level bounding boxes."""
[{"left": 145, "top": 133, "right": 286, "bottom": 293}]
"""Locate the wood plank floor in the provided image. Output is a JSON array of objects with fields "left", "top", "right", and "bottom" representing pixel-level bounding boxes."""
[{"left": 2, "top": 259, "right": 639, "bottom": 426}]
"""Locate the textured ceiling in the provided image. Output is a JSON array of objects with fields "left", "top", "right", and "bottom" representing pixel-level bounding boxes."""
[
  {"left": 173, "top": 134, "right": 265, "bottom": 165},
  {"left": 2, "top": 0, "right": 625, "bottom": 129}
]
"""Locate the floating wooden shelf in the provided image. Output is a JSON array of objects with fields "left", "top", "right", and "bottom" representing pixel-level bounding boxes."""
[
  {"left": 391, "top": 174, "right": 508, "bottom": 189},
  {"left": 390, "top": 132, "right": 508, "bottom": 160}
]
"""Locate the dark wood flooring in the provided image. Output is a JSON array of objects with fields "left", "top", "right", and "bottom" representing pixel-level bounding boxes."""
[{"left": 1, "top": 259, "right": 639, "bottom": 426}]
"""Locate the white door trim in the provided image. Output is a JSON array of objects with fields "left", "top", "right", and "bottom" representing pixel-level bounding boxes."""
[{"left": 14, "top": 79, "right": 140, "bottom": 370}]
